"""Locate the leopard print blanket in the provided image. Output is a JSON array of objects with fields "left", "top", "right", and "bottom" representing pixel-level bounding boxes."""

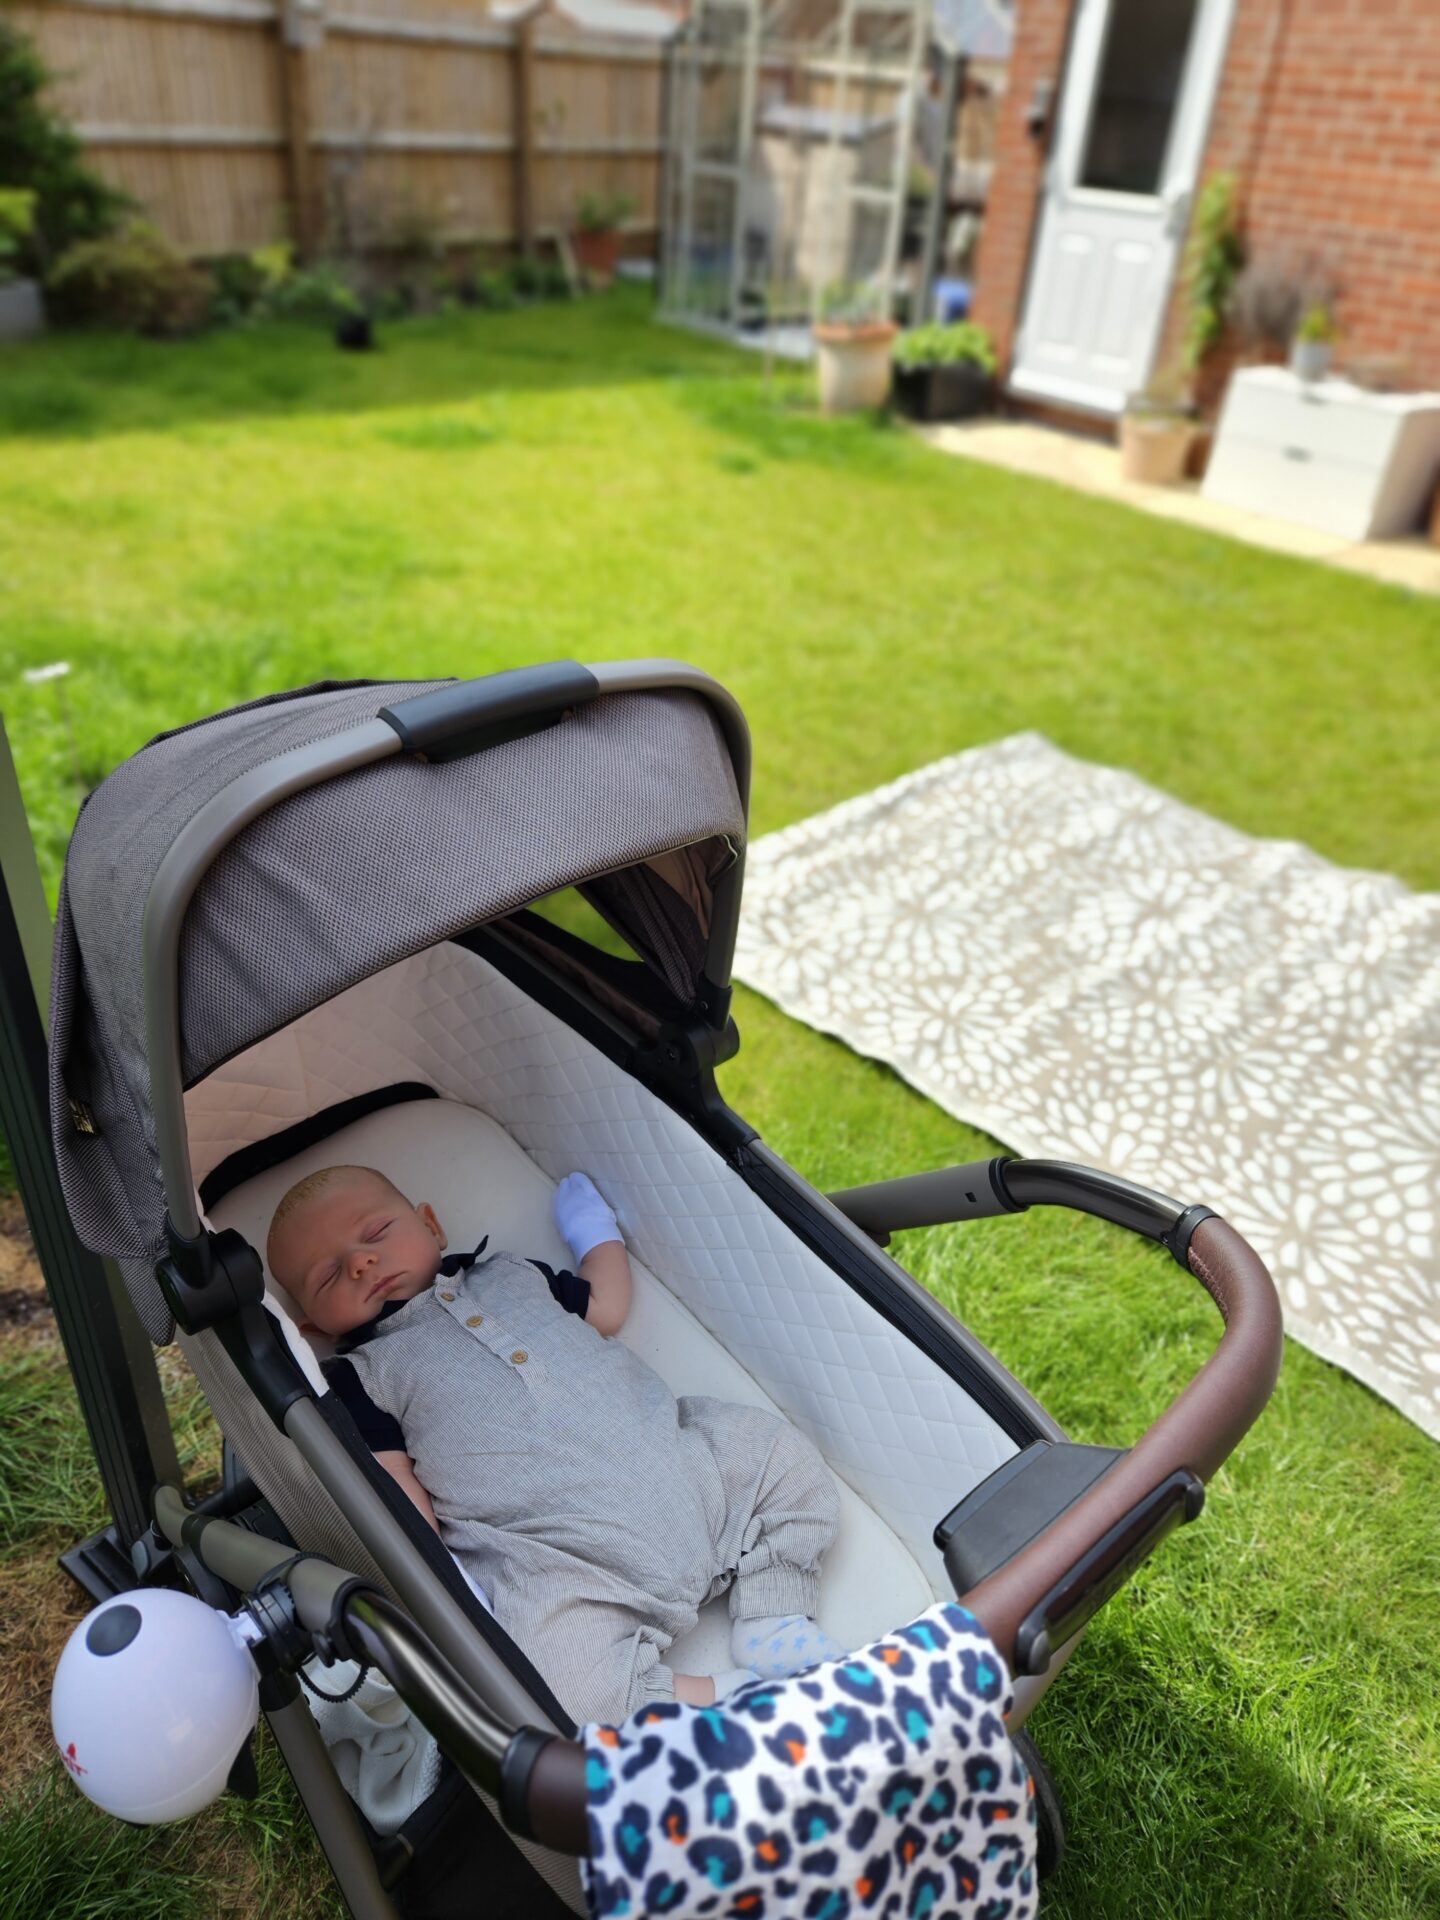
[{"left": 581, "top": 1601, "right": 1038, "bottom": 1919}]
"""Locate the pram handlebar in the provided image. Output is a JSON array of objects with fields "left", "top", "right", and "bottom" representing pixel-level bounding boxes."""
[
  {"left": 151, "top": 1180, "right": 1278, "bottom": 1852},
  {"left": 827, "top": 1162, "right": 1283, "bottom": 1674}
]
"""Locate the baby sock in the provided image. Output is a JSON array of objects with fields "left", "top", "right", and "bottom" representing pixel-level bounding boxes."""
[{"left": 732, "top": 1614, "right": 845, "bottom": 1680}]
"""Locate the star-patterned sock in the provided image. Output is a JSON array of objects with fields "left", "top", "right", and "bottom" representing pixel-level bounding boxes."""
[{"left": 732, "top": 1613, "right": 845, "bottom": 1679}]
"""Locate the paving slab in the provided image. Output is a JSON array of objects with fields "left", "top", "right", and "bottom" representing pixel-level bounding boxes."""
[{"left": 919, "top": 419, "right": 1440, "bottom": 594}]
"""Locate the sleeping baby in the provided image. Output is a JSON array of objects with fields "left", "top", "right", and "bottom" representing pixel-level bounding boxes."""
[{"left": 266, "top": 1164, "right": 843, "bottom": 1724}]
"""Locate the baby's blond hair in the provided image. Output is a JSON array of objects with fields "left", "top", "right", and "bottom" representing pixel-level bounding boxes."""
[{"left": 266, "top": 1164, "right": 405, "bottom": 1272}]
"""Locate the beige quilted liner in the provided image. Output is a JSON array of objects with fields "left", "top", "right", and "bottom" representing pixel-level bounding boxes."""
[
  {"left": 734, "top": 732, "right": 1440, "bottom": 1442},
  {"left": 183, "top": 944, "right": 1019, "bottom": 1579}
]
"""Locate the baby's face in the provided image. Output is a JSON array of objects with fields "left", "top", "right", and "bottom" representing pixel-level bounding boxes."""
[{"left": 269, "top": 1173, "right": 447, "bottom": 1338}]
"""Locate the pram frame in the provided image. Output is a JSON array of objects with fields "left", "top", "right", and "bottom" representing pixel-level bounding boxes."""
[{"left": 50, "top": 660, "right": 1283, "bottom": 1917}]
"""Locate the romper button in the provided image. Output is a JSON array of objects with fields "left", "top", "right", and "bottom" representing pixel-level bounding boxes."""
[
  {"left": 439, "top": 1292, "right": 455, "bottom": 1302},
  {"left": 466, "top": 1314, "right": 483, "bottom": 1327},
  {"left": 511, "top": 1349, "right": 528, "bottom": 1365}
]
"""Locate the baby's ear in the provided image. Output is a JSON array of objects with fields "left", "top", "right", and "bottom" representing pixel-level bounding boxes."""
[{"left": 418, "top": 1201, "right": 447, "bottom": 1251}]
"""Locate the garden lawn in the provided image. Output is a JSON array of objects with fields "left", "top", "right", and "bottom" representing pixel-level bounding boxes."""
[{"left": 1, "top": 288, "right": 1437, "bottom": 1920}]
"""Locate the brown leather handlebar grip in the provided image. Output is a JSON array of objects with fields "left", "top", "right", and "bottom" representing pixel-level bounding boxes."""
[
  {"left": 956, "top": 1215, "right": 1282, "bottom": 1672},
  {"left": 524, "top": 1735, "right": 591, "bottom": 1854}
]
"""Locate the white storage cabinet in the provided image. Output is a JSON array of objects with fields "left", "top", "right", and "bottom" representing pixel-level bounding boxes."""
[{"left": 1202, "top": 367, "right": 1440, "bottom": 541}]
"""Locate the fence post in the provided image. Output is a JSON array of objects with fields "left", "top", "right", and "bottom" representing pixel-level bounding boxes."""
[
  {"left": 513, "top": 7, "right": 540, "bottom": 257},
  {"left": 0, "top": 721, "right": 181, "bottom": 1601},
  {"left": 281, "top": 0, "right": 326, "bottom": 261}
]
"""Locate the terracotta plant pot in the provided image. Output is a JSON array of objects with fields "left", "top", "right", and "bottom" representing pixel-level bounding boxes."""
[
  {"left": 574, "top": 226, "right": 621, "bottom": 283},
  {"left": 1119, "top": 411, "right": 1194, "bottom": 486},
  {"left": 815, "top": 322, "right": 897, "bottom": 415}
]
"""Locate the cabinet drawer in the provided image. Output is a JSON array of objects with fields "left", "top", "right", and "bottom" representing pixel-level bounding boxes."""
[
  {"left": 1219, "top": 382, "right": 1398, "bottom": 471},
  {"left": 1202, "top": 436, "right": 1378, "bottom": 539}
]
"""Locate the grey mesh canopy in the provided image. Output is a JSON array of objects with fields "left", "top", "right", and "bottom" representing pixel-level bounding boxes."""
[{"left": 49, "top": 671, "right": 746, "bottom": 1318}]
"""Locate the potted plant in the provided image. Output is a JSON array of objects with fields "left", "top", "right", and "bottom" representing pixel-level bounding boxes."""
[
  {"left": 1120, "top": 366, "right": 1196, "bottom": 486},
  {"left": 573, "top": 191, "right": 634, "bottom": 284},
  {"left": 892, "top": 321, "right": 997, "bottom": 421},
  {"left": 1291, "top": 301, "right": 1337, "bottom": 381},
  {"left": 0, "top": 188, "right": 44, "bottom": 340},
  {"left": 814, "top": 282, "right": 896, "bottom": 415}
]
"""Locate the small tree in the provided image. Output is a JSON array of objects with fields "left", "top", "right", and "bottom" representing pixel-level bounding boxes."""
[{"left": 0, "top": 21, "right": 128, "bottom": 273}]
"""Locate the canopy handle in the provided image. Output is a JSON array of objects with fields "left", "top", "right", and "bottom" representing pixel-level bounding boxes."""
[{"left": 378, "top": 664, "right": 600, "bottom": 764}]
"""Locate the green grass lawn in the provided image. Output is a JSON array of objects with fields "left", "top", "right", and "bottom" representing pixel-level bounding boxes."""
[{"left": 1, "top": 289, "right": 1437, "bottom": 1919}]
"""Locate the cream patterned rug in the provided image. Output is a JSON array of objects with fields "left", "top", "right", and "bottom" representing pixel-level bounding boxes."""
[{"left": 735, "top": 733, "right": 1440, "bottom": 1441}]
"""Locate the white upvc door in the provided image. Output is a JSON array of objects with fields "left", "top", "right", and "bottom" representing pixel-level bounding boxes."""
[{"left": 1009, "top": 0, "right": 1236, "bottom": 416}]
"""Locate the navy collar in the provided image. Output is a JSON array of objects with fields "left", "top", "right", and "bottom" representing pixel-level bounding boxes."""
[
  {"left": 439, "top": 1237, "right": 487, "bottom": 1278},
  {"left": 337, "top": 1239, "right": 487, "bottom": 1353}
]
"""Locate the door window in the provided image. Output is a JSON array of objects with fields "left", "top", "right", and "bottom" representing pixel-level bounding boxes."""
[{"left": 1079, "top": 0, "right": 1199, "bottom": 195}]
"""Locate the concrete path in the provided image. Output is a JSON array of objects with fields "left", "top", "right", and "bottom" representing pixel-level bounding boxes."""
[{"left": 919, "top": 420, "right": 1440, "bottom": 596}]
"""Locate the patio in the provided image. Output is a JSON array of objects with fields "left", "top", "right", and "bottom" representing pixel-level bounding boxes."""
[{"left": 920, "top": 418, "right": 1440, "bottom": 596}]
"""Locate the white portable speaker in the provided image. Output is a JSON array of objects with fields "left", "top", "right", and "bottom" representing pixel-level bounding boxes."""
[{"left": 52, "top": 1589, "right": 260, "bottom": 1824}]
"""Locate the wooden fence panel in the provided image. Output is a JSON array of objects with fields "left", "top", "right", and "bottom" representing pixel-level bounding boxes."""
[{"left": 17, "top": 0, "right": 667, "bottom": 260}]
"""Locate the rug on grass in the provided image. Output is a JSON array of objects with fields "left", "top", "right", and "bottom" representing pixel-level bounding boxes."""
[{"left": 734, "top": 732, "right": 1440, "bottom": 1442}]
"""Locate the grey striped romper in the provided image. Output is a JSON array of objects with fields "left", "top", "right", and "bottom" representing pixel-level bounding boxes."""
[{"left": 343, "top": 1250, "right": 840, "bottom": 1725}]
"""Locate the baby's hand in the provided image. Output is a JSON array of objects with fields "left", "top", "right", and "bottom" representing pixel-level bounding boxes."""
[{"left": 553, "top": 1172, "right": 621, "bottom": 1265}]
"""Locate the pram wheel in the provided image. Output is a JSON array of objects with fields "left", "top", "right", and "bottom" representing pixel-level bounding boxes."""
[{"left": 1012, "top": 1727, "right": 1066, "bottom": 1881}]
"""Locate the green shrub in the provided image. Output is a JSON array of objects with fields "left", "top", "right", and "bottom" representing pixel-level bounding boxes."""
[
  {"left": 1182, "top": 171, "right": 1244, "bottom": 371},
  {"left": 46, "top": 222, "right": 215, "bottom": 335},
  {"left": 206, "top": 251, "right": 269, "bottom": 323},
  {"left": 892, "top": 321, "right": 996, "bottom": 373},
  {"left": 536, "top": 259, "right": 571, "bottom": 300},
  {"left": 576, "top": 190, "right": 634, "bottom": 235},
  {"left": 818, "top": 281, "right": 888, "bottom": 327},
  {"left": 472, "top": 269, "right": 518, "bottom": 310},
  {"left": 258, "top": 260, "right": 360, "bottom": 324},
  {"left": 0, "top": 21, "right": 129, "bottom": 272},
  {"left": 1295, "top": 300, "right": 1338, "bottom": 344},
  {"left": 0, "top": 186, "right": 36, "bottom": 285}
]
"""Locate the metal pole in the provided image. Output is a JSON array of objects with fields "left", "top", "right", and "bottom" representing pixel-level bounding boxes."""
[
  {"left": 878, "top": 0, "right": 930, "bottom": 310},
  {"left": 812, "top": 0, "right": 856, "bottom": 325},
  {"left": 725, "top": 0, "right": 761, "bottom": 327},
  {"left": 0, "top": 718, "right": 180, "bottom": 1596},
  {"left": 917, "top": 47, "right": 964, "bottom": 325}
]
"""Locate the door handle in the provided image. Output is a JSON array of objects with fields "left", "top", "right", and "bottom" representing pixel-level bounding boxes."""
[{"left": 1162, "top": 188, "right": 1191, "bottom": 238}]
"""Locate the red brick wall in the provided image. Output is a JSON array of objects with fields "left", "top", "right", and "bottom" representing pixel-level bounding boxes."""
[
  {"left": 977, "top": 0, "right": 1440, "bottom": 395},
  {"left": 968, "top": 0, "right": 1073, "bottom": 372},
  {"left": 1173, "top": 0, "right": 1440, "bottom": 387}
]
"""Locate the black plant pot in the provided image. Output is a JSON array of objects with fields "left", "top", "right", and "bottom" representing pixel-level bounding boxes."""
[
  {"left": 892, "top": 361, "right": 995, "bottom": 422},
  {"left": 335, "top": 312, "right": 375, "bottom": 351}
]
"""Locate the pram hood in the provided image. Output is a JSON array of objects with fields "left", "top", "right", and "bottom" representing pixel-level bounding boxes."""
[{"left": 49, "top": 666, "right": 747, "bottom": 1329}]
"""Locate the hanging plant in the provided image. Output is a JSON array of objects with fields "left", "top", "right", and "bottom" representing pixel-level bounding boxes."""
[{"left": 1182, "top": 172, "right": 1244, "bottom": 372}]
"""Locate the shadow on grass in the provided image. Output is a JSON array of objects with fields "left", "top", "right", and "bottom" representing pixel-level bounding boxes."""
[
  {"left": 0, "top": 290, "right": 749, "bottom": 443},
  {"left": 0, "top": 291, "right": 926, "bottom": 488},
  {"left": 1030, "top": 1630, "right": 1440, "bottom": 1920}
]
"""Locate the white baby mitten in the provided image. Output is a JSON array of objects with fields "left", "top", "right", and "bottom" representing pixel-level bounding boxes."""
[
  {"left": 732, "top": 1615, "right": 846, "bottom": 1681},
  {"left": 553, "top": 1171, "right": 622, "bottom": 1264},
  {"left": 709, "top": 1667, "right": 760, "bottom": 1701}
]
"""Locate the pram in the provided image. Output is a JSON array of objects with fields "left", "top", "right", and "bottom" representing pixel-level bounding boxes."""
[{"left": 47, "top": 664, "right": 1283, "bottom": 1914}]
